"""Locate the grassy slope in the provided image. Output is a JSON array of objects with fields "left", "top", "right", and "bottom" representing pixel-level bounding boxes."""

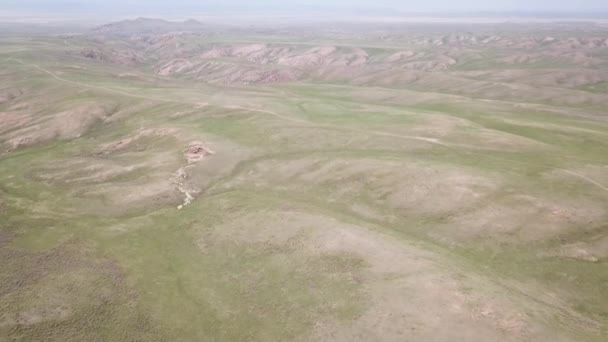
[{"left": 1, "top": 34, "right": 607, "bottom": 341}]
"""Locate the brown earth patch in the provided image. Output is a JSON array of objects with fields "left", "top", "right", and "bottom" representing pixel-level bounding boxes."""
[
  {"left": 206, "top": 209, "right": 581, "bottom": 341},
  {"left": 550, "top": 234, "right": 608, "bottom": 262},
  {"left": 97, "top": 127, "right": 179, "bottom": 155},
  {"left": 3, "top": 103, "right": 115, "bottom": 151},
  {"left": 430, "top": 194, "right": 606, "bottom": 244},
  {"left": 184, "top": 141, "right": 214, "bottom": 163},
  {"left": 0, "top": 110, "right": 34, "bottom": 136},
  {"left": 385, "top": 50, "right": 416, "bottom": 63},
  {"left": 237, "top": 157, "right": 499, "bottom": 216},
  {"left": 34, "top": 146, "right": 183, "bottom": 214}
]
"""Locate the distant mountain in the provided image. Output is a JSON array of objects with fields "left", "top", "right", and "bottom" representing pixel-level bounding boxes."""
[{"left": 92, "top": 18, "right": 207, "bottom": 36}]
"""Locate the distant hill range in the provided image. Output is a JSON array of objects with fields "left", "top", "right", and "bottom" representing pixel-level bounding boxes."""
[{"left": 92, "top": 18, "right": 208, "bottom": 36}]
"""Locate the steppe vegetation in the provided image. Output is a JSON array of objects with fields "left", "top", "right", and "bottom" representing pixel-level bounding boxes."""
[{"left": 0, "top": 18, "right": 607, "bottom": 341}]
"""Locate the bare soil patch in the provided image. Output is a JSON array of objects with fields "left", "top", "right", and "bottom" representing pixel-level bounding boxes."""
[
  {"left": 3, "top": 103, "right": 115, "bottom": 151},
  {"left": 238, "top": 157, "right": 500, "bottom": 216},
  {"left": 431, "top": 193, "right": 606, "bottom": 244},
  {"left": 184, "top": 141, "right": 214, "bottom": 163},
  {"left": 206, "top": 209, "right": 581, "bottom": 341},
  {"left": 97, "top": 128, "right": 179, "bottom": 155}
]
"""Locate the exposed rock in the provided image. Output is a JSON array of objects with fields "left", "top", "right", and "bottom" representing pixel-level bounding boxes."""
[{"left": 184, "top": 141, "right": 214, "bottom": 163}]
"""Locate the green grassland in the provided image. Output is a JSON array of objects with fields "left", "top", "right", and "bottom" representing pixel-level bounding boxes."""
[{"left": 1, "top": 29, "right": 608, "bottom": 341}]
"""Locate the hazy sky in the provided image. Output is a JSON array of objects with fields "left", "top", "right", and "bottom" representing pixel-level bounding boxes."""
[
  {"left": 3, "top": 0, "right": 608, "bottom": 19},
  {"left": 4, "top": 0, "right": 608, "bottom": 12}
]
